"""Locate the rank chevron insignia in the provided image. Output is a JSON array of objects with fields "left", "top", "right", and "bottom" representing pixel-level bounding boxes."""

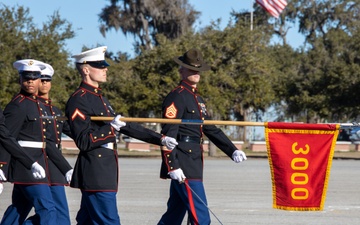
[
  {"left": 165, "top": 103, "right": 177, "bottom": 119},
  {"left": 71, "top": 108, "right": 86, "bottom": 121}
]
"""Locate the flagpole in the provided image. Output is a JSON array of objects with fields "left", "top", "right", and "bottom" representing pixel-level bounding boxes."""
[
  {"left": 250, "top": 0, "right": 254, "bottom": 31},
  {"left": 90, "top": 116, "right": 266, "bottom": 126},
  {"left": 39, "top": 116, "right": 358, "bottom": 128},
  {"left": 90, "top": 116, "right": 357, "bottom": 128}
]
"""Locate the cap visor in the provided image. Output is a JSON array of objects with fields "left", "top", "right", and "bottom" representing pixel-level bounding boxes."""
[
  {"left": 40, "top": 75, "right": 52, "bottom": 80},
  {"left": 87, "top": 60, "right": 110, "bottom": 68},
  {"left": 20, "top": 71, "right": 41, "bottom": 79}
]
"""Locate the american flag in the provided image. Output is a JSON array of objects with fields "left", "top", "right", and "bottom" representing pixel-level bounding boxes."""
[{"left": 256, "top": 0, "right": 288, "bottom": 18}]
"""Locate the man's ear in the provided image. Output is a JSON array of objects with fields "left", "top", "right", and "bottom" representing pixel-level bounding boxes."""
[{"left": 81, "top": 66, "right": 91, "bottom": 77}]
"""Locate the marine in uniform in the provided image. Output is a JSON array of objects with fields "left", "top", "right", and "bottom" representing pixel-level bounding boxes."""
[
  {"left": 26, "top": 62, "right": 73, "bottom": 225},
  {"left": 65, "top": 46, "right": 178, "bottom": 225},
  {"left": 158, "top": 49, "right": 247, "bottom": 225},
  {"left": 0, "top": 59, "right": 57, "bottom": 225},
  {"left": 0, "top": 106, "right": 46, "bottom": 195}
]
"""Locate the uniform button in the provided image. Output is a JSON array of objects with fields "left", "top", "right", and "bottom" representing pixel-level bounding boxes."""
[
  {"left": 170, "top": 167, "right": 173, "bottom": 169},
  {"left": 94, "top": 136, "right": 97, "bottom": 139},
  {"left": 189, "top": 150, "right": 192, "bottom": 153},
  {"left": 98, "top": 154, "right": 102, "bottom": 157},
  {"left": 57, "top": 131, "right": 60, "bottom": 134},
  {"left": 57, "top": 125, "right": 59, "bottom": 127},
  {"left": 192, "top": 110, "right": 195, "bottom": 113},
  {"left": 167, "top": 154, "right": 170, "bottom": 157},
  {"left": 43, "top": 135, "right": 46, "bottom": 138},
  {"left": 43, "top": 122, "right": 46, "bottom": 125},
  {"left": 43, "top": 129, "right": 46, "bottom": 132},
  {"left": 0, "top": 164, "right": 3, "bottom": 168},
  {"left": 49, "top": 121, "right": 52, "bottom": 124},
  {"left": 169, "top": 160, "right": 172, "bottom": 163},
  {"left": 101, "top": 134, "right": 104, "bottom": 137}
]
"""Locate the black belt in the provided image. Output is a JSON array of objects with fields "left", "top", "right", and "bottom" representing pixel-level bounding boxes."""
[{"left": 177, "top": 135, "right": 203, "bottom": 144}]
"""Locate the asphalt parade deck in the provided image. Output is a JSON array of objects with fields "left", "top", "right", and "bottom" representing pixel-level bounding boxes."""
[{"left": 1, "top": 157, "right": 360, "bottom": 224}]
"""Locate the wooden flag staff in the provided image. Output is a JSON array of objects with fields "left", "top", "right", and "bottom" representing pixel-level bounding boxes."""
[
  {"left": 39, "top": 115, "right": 263, "bottom": 126},
  {"left": 90, "top": 116, "right": 266, "bottom": 126},
  {"left": 40, "top": 116, "right": 356, "bottom": 128},
  {"left": 91, "top": 117, "right": 359, "bottom": 128}
]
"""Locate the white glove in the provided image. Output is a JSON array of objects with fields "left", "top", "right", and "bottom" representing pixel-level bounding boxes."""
[
  {"left": 110, "top": 115, "right": 126, "bottom": 131},
  {"left": 168, "top": 168, "right": 186, "bottom": 183},
  {"left": 31, "top": 162, "right": 46, "bottom": 179},
  {"left": 232, "top": 150, "right": 247, "bottom": 163},
  {"left": 65, "top": 169, "right": 73, "bottom": 184},
  {"left": 0, "top": 183, "right": 3, "bottom": 195},
  {"left": 161, "top": 136, "right": 178, "bottom": 150},
  {"left": 0, "top": 169, "right": 6, "bottom": 181}
]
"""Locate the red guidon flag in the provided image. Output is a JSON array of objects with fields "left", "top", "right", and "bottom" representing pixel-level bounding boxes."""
[
  {"left": 265, "top": 122, "right": 339, "bottom": 211},
  {"left": 256, "top": 0, "right": 287, "bottom": 18}
]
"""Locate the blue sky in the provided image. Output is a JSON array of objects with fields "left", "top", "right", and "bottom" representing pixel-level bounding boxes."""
[
  {"left": 2, "top": 0, "right": 299, "bottom": 139},
  {"left": 1, "top": 0, "right": 303, "bottom": 57}
]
